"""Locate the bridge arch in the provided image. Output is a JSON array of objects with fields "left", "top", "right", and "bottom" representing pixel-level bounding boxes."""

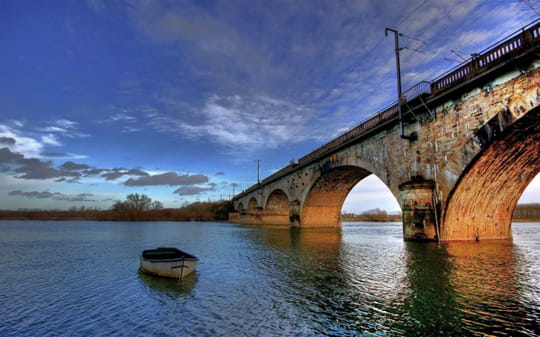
[
  {"left": 236, "top": 202, "right": 244, "bottom": 212},
  {"left": 265, "top": 189, "right": 290, "bottom": 211},
  {"left": 300, "top": 165, "right": 386, "bottom": 227},
  {"left": 442, "top": 106, "right": 540, "bottom": 240},
  {"left": 248, "top": 197, "right": 259, "bottom": 210}
]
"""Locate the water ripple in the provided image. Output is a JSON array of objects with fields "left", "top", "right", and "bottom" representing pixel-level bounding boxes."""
[{"left": 0, "top": 221, "right": 539, "bottom": 336}]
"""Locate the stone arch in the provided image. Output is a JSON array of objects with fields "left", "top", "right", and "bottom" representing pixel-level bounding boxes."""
[
  {"left": 248, "top": 197, "right": 259, "bottom": 210},
  {"left": 441, "top": 106, "right": 540, "bottom": 241},
  {"left": 265, "top": 189, "right": 289, "bottom": 211},
  {"left": 300, "top": 165, "right": 374, "bottom": 227},
  {"left": 236, "top": 202, "right": 244, "bottom": 212}
]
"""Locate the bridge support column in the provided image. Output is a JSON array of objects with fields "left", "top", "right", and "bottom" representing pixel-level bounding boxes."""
[
  {"left": 289, "top": 200, "right": 301, "bottom": 227},
  {"left": 399, "top": 180, "right": 438, "bottom": 241}
]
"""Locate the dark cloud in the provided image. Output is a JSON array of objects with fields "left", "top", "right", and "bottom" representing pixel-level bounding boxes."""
[
  {"left": 215, "top": 172, "right": 224, "bottom": 176},
  {"left": 0, "top": 137, "right": 16, "bottom": 146},
  {"left": 0, "top": 147, "right": 24, "bottom": 163},
  {"left": 60, "top": 161, "right": 91, "bottom": 171},
  {"left": 9, "top": 190, "right": 58, "bottom": 199},
  {"left": 14, "top": 158, "right": 81, "bottom": 180},
  {"left": 101, "top": 171, "right": 125, "bottom": 181},
  {"left": 124, "top": 172, "right": 208, "bottom": 186},
  {"left": 55, "top": 193, "right": 96, "bottom": 202},
  {"left": 173, "top": 186, "right": 215, "bottom": 196},
  {"left": 100, "top": 167, "right": 148, "bottom": 181},
  {"left": 126, "top": 168, "right": 149, "bottom": 176},
  {"left": 84, "top": 168, "right": 107, "bottom": 176},
  {"left": 8, "top": 190, "right": 95, "bottom": 202}
]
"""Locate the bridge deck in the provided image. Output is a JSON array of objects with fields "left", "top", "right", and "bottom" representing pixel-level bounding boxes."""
[{"left": 234, "top": 19, "right": 540, "bottom": 200}]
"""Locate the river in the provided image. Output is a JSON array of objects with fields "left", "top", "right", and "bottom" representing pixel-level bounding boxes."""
[{"left": 0, "top": 220, "right": 538, "bottom": 336}]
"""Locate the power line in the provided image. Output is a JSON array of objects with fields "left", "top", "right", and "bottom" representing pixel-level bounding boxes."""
[{"left": 306, "top": 0, "right": 431, "bottom": 107}]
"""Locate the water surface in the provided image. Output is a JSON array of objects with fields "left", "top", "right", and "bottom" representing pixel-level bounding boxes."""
[{"left": 0, "top": 221, "right": 538, "bottom": 336}]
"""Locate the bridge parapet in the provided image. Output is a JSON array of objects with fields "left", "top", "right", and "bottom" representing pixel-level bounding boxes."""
[
  {"left": 432, "top": 19, "right": 540, "bottom": 93},
  {"left": 232, "top": 20, "right": 540, "bottom": 242}
]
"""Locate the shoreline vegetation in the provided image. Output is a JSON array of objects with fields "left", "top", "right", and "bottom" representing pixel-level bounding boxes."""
[
  {"left": 0, "top": 193, "right": 234, "bottom": 222},
  {"left": 0, "top": 193, "right": 538, "bottom": 222}
]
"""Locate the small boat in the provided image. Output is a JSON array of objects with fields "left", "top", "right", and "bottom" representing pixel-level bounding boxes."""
[{"left": 139, "top": 247, "right": 198, "bottom": 279}]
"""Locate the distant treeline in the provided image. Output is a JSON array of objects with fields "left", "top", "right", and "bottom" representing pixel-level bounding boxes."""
[
  {"left": 0, "top": 193, "right": 234, "bottom": 222},
  {"left": 343, "top": 204, "right": 540, "bottom": 222},
  {"left": 513, "top": 203, "right": 540, "bottom": 221},
  {"left": 342, "top": 208, "right": 401, "bottom": 222},
  {"left": 1, "top": 197, "right": 538, "bottom": 222}
]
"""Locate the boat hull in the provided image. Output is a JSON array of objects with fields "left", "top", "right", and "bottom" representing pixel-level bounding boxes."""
[
  {"left": 139, "top": 259, "right": 197, "bottom": 279},
  {"left": 139, "top": 247, "right": 198, "bottom": 279}
]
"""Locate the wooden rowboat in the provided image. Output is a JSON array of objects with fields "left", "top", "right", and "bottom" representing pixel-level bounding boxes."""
[{"left": 139, "top": 247, "right": 198, "bottom": 279}]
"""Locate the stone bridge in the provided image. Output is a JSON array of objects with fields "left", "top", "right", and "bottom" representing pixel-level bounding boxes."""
[{"left": 231, "top": 21, "right": 540, "bottom": 241}]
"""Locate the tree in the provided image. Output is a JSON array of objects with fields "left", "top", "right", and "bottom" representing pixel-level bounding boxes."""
[{"left": 112, "top": 193, "right": 157, "bottom": 220}]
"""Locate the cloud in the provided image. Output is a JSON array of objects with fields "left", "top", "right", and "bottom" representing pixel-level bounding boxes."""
[
  {"left": 215, "top": 172, "right": 224, "bottom": 176},
  {"left": 40, "top": 152, "right": 68, "bottom": 157},
  {"left": 14, "top": 158, "right": 81, "bottom": 180},
  {"left": 100, "top": 167, "right": 149, "bottom": 181},
  {"left": 60, "top": 161, "right": 92, "bottom": 171},
  {"left": 41, "top": 134, "right": 62, "bottom": 146},
  {"left": 110, "top": 113, "right": 136, "bottom": 122},
  {"left": 42, "top": 119, "right": 89, "bottom": 138},
  {"left": 0, "top": 147, "right": 24, "bottom": 163},
  {"left": 173, "top": 186, "right": 215, "bottom": 196},
  {"left": 9, "top": 190, "right": 57, "bottom": 199},
  {"left": 9, "top": 190, "right": 96, "bottom": 202},
  {"left": 124, "top": 171, "right": 208, "bottom": 186},
  {"left": 149, "top": 94, "right": 320, "bottom": 149},
  {"left": 0, "top": 124, "right": 43, "bottom": 158},
  {"left": 0, "top": 137, "right": 16, "bottom": 146}
]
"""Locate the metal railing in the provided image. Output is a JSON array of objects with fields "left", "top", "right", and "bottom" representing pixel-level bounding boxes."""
[
  {"left": 234, "top": 20, "right": 540, "bottom": 200},
  {"left": 297, "top": 81, "right": 431, "bottom": 165},
  {"left": 299, "top": 20, "right": 540, "bottom": 166},
  {"left": 432, "top": 19, "right": 540, "bottom": 93}
]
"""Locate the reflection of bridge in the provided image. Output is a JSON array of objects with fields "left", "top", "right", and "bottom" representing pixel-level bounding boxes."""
[{"left": 231, "top": 21, "right": 540, "bottom": 241}]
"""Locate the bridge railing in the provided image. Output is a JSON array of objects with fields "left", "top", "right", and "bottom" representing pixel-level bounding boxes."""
[
  {"left": 234, "top": 20, "right": 540, "bottom": 200},
  {"left": 297, "top": 81, "right": 431, "bottom": 165},
  {"left": 432, "top": 19, "right": 540, "bottom": 93},
  {"left": 298, "top": 20, "right": 540, "bottom": 167}
]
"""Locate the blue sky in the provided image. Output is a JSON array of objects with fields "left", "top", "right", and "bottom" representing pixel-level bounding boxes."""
[{"left": 0, "top": 0, "right": 538, "bottom": 212}]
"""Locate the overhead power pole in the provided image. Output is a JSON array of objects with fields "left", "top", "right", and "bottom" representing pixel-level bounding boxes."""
[
  {"left": 385, "top": 27, "right": 405, "bottom": 138},
  {"left": 256, "top": 159, "right": 260, "bottom": 184}
]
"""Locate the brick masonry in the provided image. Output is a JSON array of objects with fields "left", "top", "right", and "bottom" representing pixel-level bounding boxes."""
[{"left": 233, "top": 61, "right": 540, "bottom": 241}]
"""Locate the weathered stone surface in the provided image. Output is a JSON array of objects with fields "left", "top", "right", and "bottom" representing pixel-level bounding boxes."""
[{"left": 233, "top": 60, "right": 540, "bottom": 241}]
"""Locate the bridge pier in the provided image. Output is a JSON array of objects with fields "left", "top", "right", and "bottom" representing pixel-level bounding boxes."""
[
  {"left": 238, "top": 209, "right": 290, "bottom": 226},
  {"left": 399, "top": 180, "right": 438, "bottom": 241},
  {"left": 232, "top": 22, "right": 540, "bottom": 242}
]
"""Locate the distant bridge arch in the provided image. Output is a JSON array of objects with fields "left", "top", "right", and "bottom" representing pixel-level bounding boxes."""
[
  {"left": 300, "top": 166, "right": 374, "bottom": 227},
  {"left": 248, "top": 197, "right": 259, "bottom": 210},
  {"left": 265, "top": 189, "right": 290, "bottom": 211}
]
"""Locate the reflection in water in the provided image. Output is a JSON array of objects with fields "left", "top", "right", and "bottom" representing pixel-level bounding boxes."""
[
  {"left": 446, "top": 241, "right": 539, "bottom": 336},
  {"left": 138, "top": 271, "right": 197, "bottom": 300},
  {"left": 1, "top": 221, "right": 538, "bottom": 336},
  {"left": 399, "top": 242, "right": 464, "bottom": 336},
  {"left": 253, "top": 224, "right": 540, "bottom": 336}
]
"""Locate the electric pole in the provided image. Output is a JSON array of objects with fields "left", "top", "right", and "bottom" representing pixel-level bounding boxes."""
[
  {"left": 256, "top": 159, "right": 260, "bottom": 184},
  {"left": 385, "top": 27, "right": 405, "bottom": 138}
]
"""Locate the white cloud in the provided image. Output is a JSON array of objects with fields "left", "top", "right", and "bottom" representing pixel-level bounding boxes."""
[
  {"left": 0, "top": 124, "right": 43, "bottom": 158},
  {"left": 41, "top": 134, "right": 62, "bottom": 146},
  {"left": 148, "top": 94, "right": 321, "bottom": 150}
]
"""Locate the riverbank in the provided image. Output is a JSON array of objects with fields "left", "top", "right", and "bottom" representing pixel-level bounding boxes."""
[{"left": 0, "top": 200, "right": 233, "bottom": 222}]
